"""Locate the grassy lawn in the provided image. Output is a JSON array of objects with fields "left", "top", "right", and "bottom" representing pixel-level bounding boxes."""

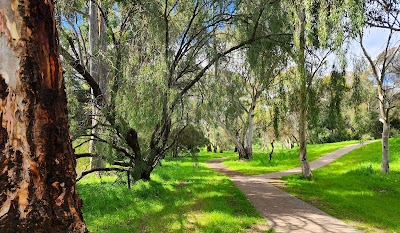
[
  {"left": 77, "top": 150, "right": 269, "bottom": 233},
  {"left": 222, "top": 140, "right": 360, "bottom": 175},
  {"left": 282, "top": 138, "right": 400, "bottom": 232}
]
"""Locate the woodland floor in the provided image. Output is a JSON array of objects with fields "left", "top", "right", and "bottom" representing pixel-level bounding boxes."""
[
  {"left": 77, "top": 140, "right": 400, "bottom": 232},
  {"left": 207, "top": 143, "right": 370, "bottom": 233}
]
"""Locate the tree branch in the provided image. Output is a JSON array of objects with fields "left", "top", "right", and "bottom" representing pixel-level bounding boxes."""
[{"left": 77, "top": 167, "right": 128, "bottom": 181}]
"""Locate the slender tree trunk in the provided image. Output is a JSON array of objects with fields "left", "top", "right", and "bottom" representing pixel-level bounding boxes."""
[
  {"left": 98, "top": 5, "right": 108, "bottom": 97},
  {"left": 0, "top": 1, "right": 87, "bottom": 231},
  {"left": 245, "top": 106, "right": 255, "bottom": 159},
  {"left": 89, "top": 0, "right": 103, "bottom": 170},
  {"left": 296, "top": 4, "right": 312, "bottom": 179},
  {"left": 378, "top": 86, "right": 390, "bottom": 173}
]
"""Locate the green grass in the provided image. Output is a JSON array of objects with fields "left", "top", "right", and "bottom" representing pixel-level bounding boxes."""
[
  {"left": 77, "top": 150, "right": 269, "bottom": 233},
  {"left": 222, "top": 140, "right": 360, "bottom": 175},
  {"left": 73, "top": 140, "right": 91, "bottom": 175},
  {"left": 282, "top": 138, "right": 400, "bottom": 232}
]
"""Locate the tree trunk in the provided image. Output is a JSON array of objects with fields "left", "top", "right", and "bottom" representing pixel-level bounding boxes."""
[
  {"left": 382, "top": 121, "right": 390, "bottom": 172},
  {"left": 98, "top": 5, "right": 108, "bottom": 98},
  {"left": 378, "top": 87, "right": 390, "bottom": 173},
  {"left": 237, "top": 145, "right": 249, "bottom": 160},
  {"left": 296, "top": 4, "right": 312, "bottom": 179},
  {"left": 244, "top": 107, "right": 255, "bottom": 160},
  {"left": 0, "top": 1, "right": 87, "bottom": 231},
  {"left": 206, "top": 144, "right": 212, "bottom": 152},
  {"left": 89, "top": 0, "right": 103, "bottom": 170}
]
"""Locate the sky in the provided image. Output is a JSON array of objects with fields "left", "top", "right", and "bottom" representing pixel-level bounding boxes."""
[{"left": 345, "top": 27, "right": 400, "bottom": 71}]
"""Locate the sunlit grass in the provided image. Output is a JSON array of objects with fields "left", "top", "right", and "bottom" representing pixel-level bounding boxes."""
[
  {"left": 282, "top": 137, "right": 400, "bottom": 232},
  {"left": 77, "top": 151, "right": 269, "bottom": 232},
  {"left": 73, "top": 140, "right": 90, "bottom": 175},
  {"left": 222, "top": 140, "right": 360, "bottom": 175}
]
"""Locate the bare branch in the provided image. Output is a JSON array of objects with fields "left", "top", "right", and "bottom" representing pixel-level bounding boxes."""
[{"left": 77, "top": 167, "right": 128, "bottom": 181}]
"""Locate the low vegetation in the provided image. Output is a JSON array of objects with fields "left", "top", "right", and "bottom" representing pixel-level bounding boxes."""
[
  {"left": 222, "top": 140, "right": 360, "bottom": 175},
  {"left": 282, "top": 138, "right": 400, "bottom": 232},
  {"left": 77, "top": 150, "right": 269, "bottom": 233}
]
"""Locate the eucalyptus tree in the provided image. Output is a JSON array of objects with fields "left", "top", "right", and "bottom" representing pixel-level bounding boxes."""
[
  {"left": 349, "top": 59, "right": 377, "bottom": 139},
  {"left": 204, "top": 46, "right": 285, "bottom": 159},
  {"left": 281, "top": 0, "right": 356, "bottom": 179},
  {"left": 196, "top": 0, "right": 289, "bottom": 160},
  {"left": 60, "top": 0, "right": 278, "bottom": 181},
  {"left": 358, "top": 0, "right": 400, "bottom": 173},
  {"left": 204, "top": 60, "right": 265, "bottom": 160},
  {"left": 0, "top": 0, "right": 87, "bottom": 231}
]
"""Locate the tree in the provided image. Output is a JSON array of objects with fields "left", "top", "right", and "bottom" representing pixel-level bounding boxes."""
[
  {"left": 61, "top": 0, "right": 283, "bottom": 181},
  {"left": 0, "top": 1, "right": 87, "bottom": 231},
  {"left": 359, "top": 0, "right": 400, "bottom": 173},
  {"left": 283, "top": 0, "right": 352, "bottom": 179},
  {"left": 205, "top": 47, "right": 285, "bottom": 160}
]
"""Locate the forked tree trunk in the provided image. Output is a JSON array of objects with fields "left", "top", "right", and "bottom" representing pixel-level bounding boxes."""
[
  {"left": 244, "top": 90, "right": 261, "bottom": 160},
  {"left": 296, "top": 4, "right": 312, "bottom": 179},
  {"left": 0, "top": 1, "right": 87, "bottom": 232}
]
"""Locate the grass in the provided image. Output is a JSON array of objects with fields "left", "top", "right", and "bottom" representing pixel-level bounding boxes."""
[
  {"left": 282, "top": 137, "right": 400, "bottom": 232},
  {"left": 222, "top": 140, "right": 360, "bottom": 175},
  {"left": 77, "top": 150, "right": 270, "bottom": 233},
  {"left": 74, "top": 140, "right": 91, "bottom": 175}
]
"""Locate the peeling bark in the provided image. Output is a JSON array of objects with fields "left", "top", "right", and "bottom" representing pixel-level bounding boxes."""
[{"left": 0, "top": 1, "right": 87, "bottom": 232}]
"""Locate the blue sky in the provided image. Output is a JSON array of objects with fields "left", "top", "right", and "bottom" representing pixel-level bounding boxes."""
[{"left": 346, "top": 27, "right": 400, "bottom": 71}]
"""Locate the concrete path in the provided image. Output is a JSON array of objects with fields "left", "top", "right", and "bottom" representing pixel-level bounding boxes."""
[{"left": 207, "top": 143, "right": 370, "bottom": 233}]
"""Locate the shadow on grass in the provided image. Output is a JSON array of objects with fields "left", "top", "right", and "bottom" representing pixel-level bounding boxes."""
[{"left": 78, "top": 158, "right": 265, "bottom": 233}]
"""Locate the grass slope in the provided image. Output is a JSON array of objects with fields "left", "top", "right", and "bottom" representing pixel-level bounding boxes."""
[
  {"left": 77, "top": 151, "right": 269, "bottom": 233},
  {"left": 222, "top": 140, "right": 359, "bottom": 175},
  {"left": 282, "top": 138, "right": 400, "bottom": 232}
]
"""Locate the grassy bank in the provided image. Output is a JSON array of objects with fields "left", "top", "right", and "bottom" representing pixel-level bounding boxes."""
[
  {"left": 282, "top": 138, "right": 400, "bottom": 232},
  {"left": 77, "top": 151, "right": 269, "bottom": 233},
  {"left": 222, "top": 140, "right": 360, "bottom": 175}
]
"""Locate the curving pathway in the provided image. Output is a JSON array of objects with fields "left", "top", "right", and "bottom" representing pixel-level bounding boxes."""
[{"left": 206, "top": 143, "right": 370, "bottom": 233}]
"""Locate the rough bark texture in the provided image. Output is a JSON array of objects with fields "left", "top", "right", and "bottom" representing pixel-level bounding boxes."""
[
  {"left": 296, "top": 4, "right": 312, "bottom": 179},
  {"left": 0, "top": 1, "right": 87, "bottom": 232}
]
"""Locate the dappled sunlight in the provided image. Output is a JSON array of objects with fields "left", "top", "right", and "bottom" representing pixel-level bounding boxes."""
[{"left": 77, "top": 152, "right": 267, "bottom": 232}]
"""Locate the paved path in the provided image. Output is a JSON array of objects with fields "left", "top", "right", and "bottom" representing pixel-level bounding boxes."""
[{"left": 207, "top": 143, "right": 370, "bottom": 233}]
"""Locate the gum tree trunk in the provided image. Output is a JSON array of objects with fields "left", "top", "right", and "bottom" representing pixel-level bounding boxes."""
[
  {"left": 295, "top": 3, "right": 312, "bottom": 179},
  {"left": 378, "top": 86, "right": 390, "bottom": 173},
  {"left": 0, "top": 1, "right": 87, "bottom": 232},
  {"left": 359, "top": 28, "right": 393, "bottom": 173},
  {"left": 89, "top": 0, "right": 103, "bottom": 170},
  {"left": 244, "top": 101, "right": 255, "bottom": 159}
]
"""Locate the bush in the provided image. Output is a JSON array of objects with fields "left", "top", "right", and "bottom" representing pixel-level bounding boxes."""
[{"left": 170, "top": 124, "right": 209, "bottom": 157}]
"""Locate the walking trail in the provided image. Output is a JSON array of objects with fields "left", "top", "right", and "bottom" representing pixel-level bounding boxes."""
[{"left": 206, "top": 143, "right": 370, "bottom": 233}]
